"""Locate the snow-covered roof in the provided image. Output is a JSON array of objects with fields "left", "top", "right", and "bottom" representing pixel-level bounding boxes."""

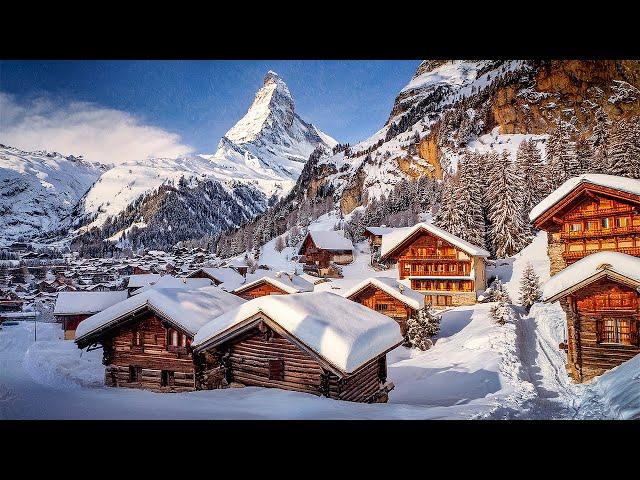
[
  {"left": 54, "top": 291, "right": 128, "bottom": 315},
  {"left": 75, "top": 286, "right": 246, "bottom": 342},
  {"left": 192, "top": 292, "right": 403, "bottom": 374},
  {"left": 343, "top": 277, "right": 425, "bottom": 310},
  {"left": 542, "top": 251, "right": 640, "bottom": 302},
  {"left": 365, "top": 226, "right": 397, "bottom": 236},
  {"left": 380, "top": 223, "right": 490, "bottom": 259},
  {"left": 303, "top": 230, "right": 353, "bottom": 252},
  {"left": 530, "top": 174, "right": 640, "bottom": 222},
  {"left": 126, "top": 274, "right": 161, "bottom": 288},
  {"left": 132, "top": 276, "right": 212, "bottom": 295},
  {"left": 188, "top": 267, "right": 244, "bottom": 286},
  {"left": 233, "top": 271, "right": 314, "bottom": 295}
]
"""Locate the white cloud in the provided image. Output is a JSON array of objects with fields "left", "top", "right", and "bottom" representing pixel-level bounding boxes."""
[{"left": 0, "top": 92, "right": 194, "bottom": 165}]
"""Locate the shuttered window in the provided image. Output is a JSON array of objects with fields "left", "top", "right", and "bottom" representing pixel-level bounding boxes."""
[
  {"left": 375, "top": 303, "right": 389, "bottom": 311},
  {"left": 268, "top": 359, "right": 284, "bottom": 381}
]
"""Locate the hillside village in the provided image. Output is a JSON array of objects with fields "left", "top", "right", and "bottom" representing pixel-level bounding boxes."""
[
  {"left": 1, "top": 60, "right": 639, "bottom": 420},
  {"left": 1, "top": 172, "right": 639, "bottom": 419}
]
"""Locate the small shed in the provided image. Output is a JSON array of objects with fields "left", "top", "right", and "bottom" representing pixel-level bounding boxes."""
[{"left": 298, "top": 230, "right": 354, "bottom": 276}]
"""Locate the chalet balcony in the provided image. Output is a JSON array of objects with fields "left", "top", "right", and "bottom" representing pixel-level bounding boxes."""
[
  {"left": 401, "top": 255, "right": 460, "bottom": 261},
  {"left": 406, "top": 270, "right": 470, "bottom": 277},
  {"left": 560, "top": 225, "right": 640, "bottom": 239},
  {"left": 563, "top": 246, "right": 640, "bottom": 261},
  {"left": 564, "top": 205, "right": 635, "bottom": 220}
]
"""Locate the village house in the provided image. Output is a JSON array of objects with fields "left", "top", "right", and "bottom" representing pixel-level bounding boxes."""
[
  {"left": 232, "top": 271, "right": 314, "bottom": 300},
  {"left": 343, "top": 277, "right": 425, "bottom": 335},
  {"left": 191, "top": 292, "right": 402, "bottom": 403},
  {"left": 542, "top": 251, "right": 640, "bottom": 382},
  {"left": 125, "top": 273, "right": 162, "bottom": 295},
  {"left": 298, "top": 230, "right": 354, "bottom": 277},
  {"left": 530, "top": 174, "right": 640, "bottom": 275},
  {"left": 132, "top": 276, "right": 212, "bottom": 295},
  {"left": 54, "top": 291, "right": 128, "bottom": 340},
  {"left": 74, "top": 286, "right": 245, "bottom": 392},
  {"left": 187, "top": 267, "right": 244, "bottom": 290},
  {"left": 363, "top": 226, "right": 396, "bottom": 255},
  {"left": 379, "top": 223, "right": 489, "bottom": 308}
]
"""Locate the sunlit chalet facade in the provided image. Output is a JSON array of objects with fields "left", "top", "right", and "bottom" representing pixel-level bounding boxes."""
[
  {"left": 542, "top": 252, "right": 640, "bottom": 382},
  {"left": 530, "top": 174, "right": 640, "bottom": 275},
  {"left": 379, "top": 223, "right": 489, "bottom": 308}
]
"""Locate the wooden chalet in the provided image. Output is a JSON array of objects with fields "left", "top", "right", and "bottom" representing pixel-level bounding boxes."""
[
  {"left": 187, "top": 267, "right": 244, "bottom": 289},
  {"left": 54, "top": 291, "right": 128, "bottom": 340},
  {"left": 232, "top": 271, "right": 314, "bottom": 300},
  {"left": 298, "top": 230, "right": 354, "bottom": 277},
  {"left": 74, "top": 286, "right": 245, "bottom": 392},
  {"left": 542, "top": 251, "right": 640, "bottom": 382},
  {"left": 343, "top": 277, "right": 425, "bottom": 335},
  {"left": 379, "top": 223, "right": 489, "bottom": 308},
  {"left": 364, "top": 226, "right": 396, "bottom": 252},
  {"left": 530, "top": 174, "right": 640, "bottom": 275},
  {"left": 191, "top": 292, "right": 403, "bottom": 403}
]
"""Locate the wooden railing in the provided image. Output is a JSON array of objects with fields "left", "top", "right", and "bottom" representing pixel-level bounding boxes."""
[
  {"left": 401, "top": 255, "right": 459, "bottom": 261},
  {"left": 561, "top": 225, "right": 640, "bottom": 239},
  {"left": 564, "top": 205, "right": 634, "bottom": 220},
  {"left": 563, "top": 246, "right": 640, "bottom": 260},
  {"left": 408, "top": 269, "right": 469, "bottom": 277}
]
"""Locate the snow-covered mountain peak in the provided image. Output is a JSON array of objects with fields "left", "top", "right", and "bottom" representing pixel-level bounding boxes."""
[{"left": 225, "top": 70, "right": 296, "bottom": 145}]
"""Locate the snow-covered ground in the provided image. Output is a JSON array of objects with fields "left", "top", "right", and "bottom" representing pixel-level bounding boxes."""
[{"left": 1, "top": 228, "right": 635, "bottom": 419}]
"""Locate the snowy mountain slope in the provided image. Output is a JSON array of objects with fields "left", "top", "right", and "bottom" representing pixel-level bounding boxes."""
[
  {"left": 296, "top": 60, "right": 640, "bottom": 216},
  {"left": 78, "top": 71, "right": 336, "bottom": 245},
  {"left": 0, "top": 145, "right": 105, "bottom": 244}
]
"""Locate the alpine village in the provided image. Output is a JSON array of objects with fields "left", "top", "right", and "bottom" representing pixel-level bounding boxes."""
[{"left": 1, "top": 60, "right": 639, "bottom": 420}]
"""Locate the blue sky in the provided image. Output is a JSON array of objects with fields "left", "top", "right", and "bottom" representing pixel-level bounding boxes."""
[{"left": 0, "top": 60, "right": 420, "bottom": 160}]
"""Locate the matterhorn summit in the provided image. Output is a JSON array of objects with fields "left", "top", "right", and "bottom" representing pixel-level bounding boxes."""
[{"left": 208, "top": 70, "right": 337, "bottom": 198}]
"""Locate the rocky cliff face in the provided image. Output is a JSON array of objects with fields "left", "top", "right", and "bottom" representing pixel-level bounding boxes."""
[{"left": 296, "top": 60, "right": 640, "bottom": 216}]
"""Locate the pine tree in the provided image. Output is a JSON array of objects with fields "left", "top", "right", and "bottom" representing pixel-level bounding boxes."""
[
  {"left": 606, "top": 117, "right": 640, "bottom": 178},
  {"left": 546, "top": 119, "right": 579, "bottom": 188},
  {"left": 518, "top": 262, "right": 542, "bottom": 310},
  {"left": 456, "top": 153, "right": 487, "bottom": 248},
  {"left": 405, "top": 306, "right": 441, "bottom": 350},
  {"left": 486, "top": 278, "right": 511, "bottom": 303},
  {"left": 490, "top": 300, "right": 514, "bottom": 325},
  {"left": 515, "top": 139, "right": 546, "bottom": 230},
  {"left": 589, "top": 108, "right": 611, "bottom": 173},
  {"left": 486, "top": 151, "right": 528, "bottom": 258},
  {"left": 434, "top": 172, "right": 464, "bottom": 238}
]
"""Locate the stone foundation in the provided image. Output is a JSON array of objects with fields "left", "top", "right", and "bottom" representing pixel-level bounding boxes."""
[{"left": 547, "top": 231, "right": 567, "bottom": 276}]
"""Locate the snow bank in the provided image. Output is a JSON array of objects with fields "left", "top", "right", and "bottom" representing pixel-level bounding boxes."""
[
  {"left": 193, "top": 291, "right": 403, "bottom": 374},
  {"left": 54, "top": 291, "right": 128, "bottom": 315},
  {"left": 24, "top": 337, "right": 105, "bottom": 390},
  {"left": 190, "top": 267, "right": 244, "bottom": 286},
  {"left": 380, "top": 223, "right": 490, "bottom": 259},
  {"left": 581, "top": 354, "right": 640, "bottom": 420},
  {"left": 542, "top": 251, "right": 640, "bottom": 301},
  {"left": 342, "top": 277, "right": 425, "bottom": 310},
  {"left": 75, "top": 286, "right": 245, "bottom": 340},
  {"left": 529, "top": 174, "right": 640, "bottom": 222}
]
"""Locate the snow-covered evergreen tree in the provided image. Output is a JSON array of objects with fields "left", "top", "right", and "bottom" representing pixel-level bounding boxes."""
[
  {"left": 588, "top": 108, "right": 611, "bottom": 174},
  {"left": 455, "top": 153, "right": 487, "bottom": 248},
  {"left": 546, "top": 119, "right": 579, "bottom": 188},
  {"left": 405, "top": 306, "right": 441, "bottom": 350},
  {"left": 486, "top": 151, "right": 528, "bottom": 257},
  {"left": 434, "top": 172, "right": 464, "bottom": 238},
  {"left": 514, "top": 139, "right": 545, "bottom": 231},
  {"left": 486, "top": 278, "right": 511, "bottom": 303},
  {"left": 518, "top": 262, "right": 542, "bottom": 310},
  {"left": 606, "top": 117, "right": 640, "bottom": 178},
  {"left": 490, "top": 300, "right": 514, "bottom": 326}
]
